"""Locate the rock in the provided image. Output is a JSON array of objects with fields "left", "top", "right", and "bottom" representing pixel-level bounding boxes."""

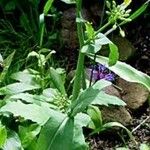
[
  {"left": 101, "top": 106, "right": 132, "bottom": 125},
  {"left": 102, "top": 85, "right": 132, "bottom": 125},
  {"left": 104, "top": 85, "right": 121, "bottom": 98},
  {"left": 60, "top": 7, "right": 90, "bottom": 49},
  {"left": 112, "top": 36, "right": 136, "bottom": 61},
  {"left": 116, "top": 78, "right": 150, "bottom": 109}
]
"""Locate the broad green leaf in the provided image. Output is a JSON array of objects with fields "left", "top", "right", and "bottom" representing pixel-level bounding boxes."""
[
  {"left": 81, "top": 33, "right": 112, "bottom": 54},
  {"left": 87, "top": 105, "right": 103, "bottom": 129},
  {"left": 0, "top": 124, "right": 7, "bottom": 148},
  {"left": 96, "top": 33, "right": 112, "bottom": 45},
  {"left": 44, "top": 0, "right": 54, "bottom": 15},
  {"left": 3, "top": 131, "right": 24, "bottom": 150},
  {"left": 8, "top": 93, "right": 57, "bottom": 109},
  {"left": 72, "top": 125, "right": 89, "bottom": 150},
  {"left": 91, "top": 91, "right": 126, "bottom": 106},
  {"left": 81, "top": 44, "right": 102, "bottom": 54},
  {"left": 0, "top": 83, "right": 40, "bottom": 95},
  {"left": 74, "top": 113, "right": 91, "bottom": 127},
  {"left": 59, "top": 0, "right": 76, "bottom": 4},
  {"left": 69, "top": 80, "right": 111, "bottom": 117},
  {"left": 50, "top": 67, "right": 66, "bottom": 95},
  {"left": 0, "top": 101, "right": 53, "bottom": 125},
  {"left": 88, "top": 54, "right": 150, "bottom": 91},
  {"left": 11, "top": 71, "right": 40, "bottom": 85},
  {"left": 19, "top": 124, "right": 41, "bottom": 148},
  {"left": 37, "top": 116, "right": 74, "bottom": 150},
  {"left": 108, "top": 43, "right": 119, "bottom": 66},
  {"left": 43, "top": 88, "right": 58, "bottom": 100},
  {"left": 140, "top": 143, "right": 150, "bottom": 150},
  {"left": 0, "top": 51, "right": 15, "bottom": 82},
  {"left": 9, "top": 93, "right": 46, "bottom": 104},
  {"left": 85, "top": 22, "right": 94, "bottom": 40}
]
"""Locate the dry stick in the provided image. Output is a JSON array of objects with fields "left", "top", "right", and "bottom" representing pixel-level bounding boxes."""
[{"left": 132, "top": 116, "right": 150, "bottom": 133}]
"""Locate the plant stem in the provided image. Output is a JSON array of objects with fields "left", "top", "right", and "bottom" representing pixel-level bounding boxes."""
[{"left": 72, "top": 0, "right": 85, "bottom": 101}]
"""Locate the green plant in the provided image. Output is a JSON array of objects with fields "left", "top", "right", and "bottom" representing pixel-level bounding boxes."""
[{"left": 0, "top": 0, "right": 150, "bottom": 150}]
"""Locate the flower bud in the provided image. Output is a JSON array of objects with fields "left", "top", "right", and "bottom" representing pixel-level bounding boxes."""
[{"left": 120, "top": 29, "right": 125, "bottom": 37}]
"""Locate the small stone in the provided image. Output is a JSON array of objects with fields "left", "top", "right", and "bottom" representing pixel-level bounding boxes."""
[
  {"left": 116, "top": 78, "right": 150, "bottom": 109},
  {"left": 101, "top": 106, "right": 132, "bottom": 125},
  {"left": 104, "top": 85, "right": 121, "bottom": 98}
]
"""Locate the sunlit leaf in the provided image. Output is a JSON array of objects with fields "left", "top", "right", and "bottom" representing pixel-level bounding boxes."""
[
  {"left": 0, "top": 124, "right": 7, "bottom": 148},
  {"left": 91, "top": 122, "right": 133, "bottom": 140},
  {"left": 85, "top": 22, "right": 94, "bottom": 40},
  {"left": 88, "top": 54, "right": 150, "bottom": 91},
  {"left": 49, "top": 67, "right": 66, "bottom": 95},
  {"left": 108, "top": 43, "right": 119, "bottom": 66},
  {"left": 92, "top": 91, "right": 126, "bottom": 106},
  {"left": 81, "top": 33, "right": 112, "bottom": 54},
  {"left": 0, "top": 101, "right": 53, "bottom": 125},
  {"left": 37, "top": 116, "right": 74, "bottom": 150},
  {"left": 0, "top": 83, "right": 40, "bottom": 95},
  {"left": 44, "top": 0, "right": 54, "bottom": 15},
  {"left": 3, "top": 131, "right": 23, "bottom": 150},
  {"left": 129, "top": 1, "right": 149, "bottom": 20},
  {"left": 140, "top": 143, "right": 150, "bottom": 150},
  {"left": 19, "top": 124, "right": 41, "bottom": 148},
  {"left": 87, "top": 105, "right": 103, "bottom": 129}
]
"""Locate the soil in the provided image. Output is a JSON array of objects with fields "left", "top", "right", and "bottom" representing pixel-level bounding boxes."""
[
  {"left": 87, "top": 7, "right": 150, "bottom": 149},
  {"left": 88, "top": 106, "right": 150, "bottom": 150}
]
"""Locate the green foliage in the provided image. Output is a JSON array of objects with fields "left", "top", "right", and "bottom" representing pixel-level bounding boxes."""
[
  {"left": 69, "top": 80, "right": 111, "bottom": 117},
  {"left": 19, "top": 124, "right": 41, "bottom": 149},
  {"left": 0, "top": 51, "right": 15, "bottom": 84},
  {"left": 0, "top": 101, "right": 52, "bottom": 125},
  {"left": 2, "top": 131, "right": 23, "bottom": 150},
  {"left": 0, "top": 0, "right": 150, "bottom": 149},
  {"left": 0, "top": 123, "right": 7, "bottom": 148},
  {"left": 88, "top": 54, "right": 150, "bottom": 91}
]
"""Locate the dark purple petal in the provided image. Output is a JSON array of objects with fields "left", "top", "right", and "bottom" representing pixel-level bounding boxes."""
[
  {"left": 104, "top": 73, "right": 115, "bottom": 81},
  {"left": 98, "top": 64, "right": 106, "bottom": 72}
]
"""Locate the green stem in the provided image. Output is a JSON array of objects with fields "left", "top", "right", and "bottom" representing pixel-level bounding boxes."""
[
  {"left": 72, "top": 0, "right": 85, "bottom": 101},
  {"left": 84, "top": 20, "right": 112, "bottom": 46}
]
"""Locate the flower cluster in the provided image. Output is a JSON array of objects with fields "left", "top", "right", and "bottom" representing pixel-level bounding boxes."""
[
  {"left": 87, "top": 64, "right": 115, "bottom": 82},
  {"left": 106, "top": 0, "right": 132, "bottom": 23}
]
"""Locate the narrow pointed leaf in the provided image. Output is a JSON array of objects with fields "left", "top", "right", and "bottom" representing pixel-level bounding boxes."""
[
  {"left": 44, "top": 0, "right": 54, "bottom": 15},
  {"left": 50, "top": 67, "right": 66, "bottom": 95},
  {"left": 69, "top": 80, "right": 111, "bottom": 117}
]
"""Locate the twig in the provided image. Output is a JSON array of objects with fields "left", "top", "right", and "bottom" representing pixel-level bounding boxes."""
[{"left": 132, "top": 116, "right": 150, "bottom": 133}]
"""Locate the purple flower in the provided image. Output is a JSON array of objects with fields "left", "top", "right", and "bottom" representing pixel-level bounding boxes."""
[{"left": 87, "top": 64, "right": 115, "bottom": 82}]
